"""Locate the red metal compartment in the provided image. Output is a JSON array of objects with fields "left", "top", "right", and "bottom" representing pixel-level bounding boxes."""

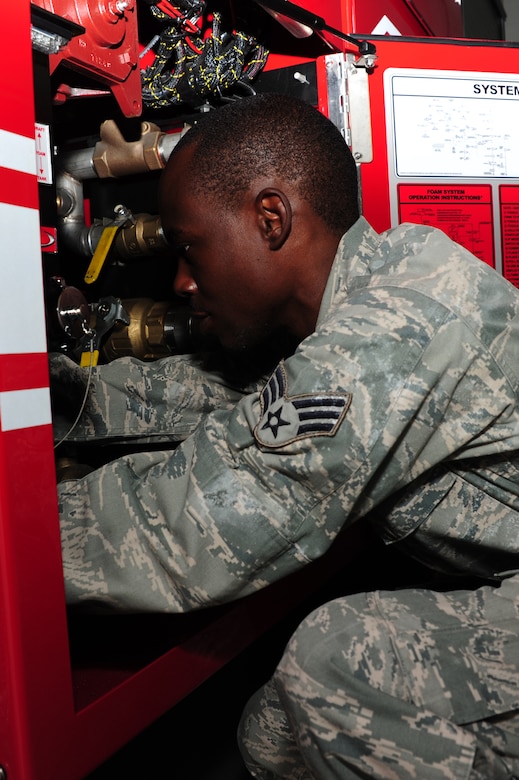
[
  {"left": 265, "top": 0, "right": 463, "bottom": 41},
  {"left": 33, "top": 0, "right": 142, "bottom": 117},
  {"left": 263, "top": 0, "right": 464, "bottom": 78},
  {"left": 355, "top": 36, "right": 519, "bottom": 284},
  {"left": 2, "top": 4, "right": 517, "bottom": 779}
]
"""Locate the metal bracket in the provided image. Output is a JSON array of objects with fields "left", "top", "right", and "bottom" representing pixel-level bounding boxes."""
[{"left": 325, "top": 52, "right": 373, "bottom": 164}]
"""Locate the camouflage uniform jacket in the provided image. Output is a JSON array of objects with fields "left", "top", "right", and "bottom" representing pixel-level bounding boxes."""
[{"left": 57, "top": 216, "right": 519, "bottom": 611}]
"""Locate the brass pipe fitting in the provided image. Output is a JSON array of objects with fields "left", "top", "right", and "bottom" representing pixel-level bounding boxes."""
[
  {"left": 93, "top": 120, "right": 163, "bottom": 178},
  {"left": 101, "top": 299, "right": 171, "bottom": 361},
  {"left": 114, "top": 213, "right": 168, "bottom": 259},
  {"left": 101, "top": 299, "right": 207, "bottom": 362},
  {"left": 92, "top": 119, "right": 186, "bottom": 178}
]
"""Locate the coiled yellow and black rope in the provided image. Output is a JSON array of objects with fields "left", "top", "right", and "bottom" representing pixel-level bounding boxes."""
[{"left": 141, "top": 3, "right": 268, "bottom": 109}]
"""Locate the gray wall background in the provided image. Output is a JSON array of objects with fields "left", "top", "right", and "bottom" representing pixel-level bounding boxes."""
[{"left": 503, "top": 0, "right": 519, "bottom": 40}]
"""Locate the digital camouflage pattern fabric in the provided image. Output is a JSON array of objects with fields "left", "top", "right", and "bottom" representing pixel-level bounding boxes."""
[
  {"left": 53, "top": 216, "right": 519, "bottom": 777},
  {"left": 239, "top": 581, "right": 519, "bottom": 779},
  {"left": 54, "top": 217, "right": 519, "bottom": 610}
]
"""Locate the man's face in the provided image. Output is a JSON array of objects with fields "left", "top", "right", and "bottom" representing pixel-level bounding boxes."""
[{"left": 159, "top": 147, "right": 290, "bottom": 352}]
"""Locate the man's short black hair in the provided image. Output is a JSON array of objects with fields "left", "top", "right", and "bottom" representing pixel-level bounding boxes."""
[{"left": 172, "top": 93, "right": 360, "bottom": 236}]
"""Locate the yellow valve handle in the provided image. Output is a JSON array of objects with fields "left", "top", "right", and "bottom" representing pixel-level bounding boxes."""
[{"left": 84, "top": 225, "right": 119, "bottom": 284}]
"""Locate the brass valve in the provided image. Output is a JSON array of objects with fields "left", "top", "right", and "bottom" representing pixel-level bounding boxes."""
[
  {"left": 114, "top": 214, "right": 167, "bottom": 259},
  {"left": 101, "top": 299, "right": 208, "bottom": 362}
]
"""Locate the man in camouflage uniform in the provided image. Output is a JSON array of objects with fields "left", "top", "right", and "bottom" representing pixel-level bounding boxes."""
[{"left": 53, "top": 94, "right": 519, "bottom": 778}]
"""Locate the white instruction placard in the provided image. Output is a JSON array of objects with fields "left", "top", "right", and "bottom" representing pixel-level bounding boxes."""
[
  {"left": 388, "top": 72, "right": 519, "bottom": 178},
  {"left": 35, "top": 122, "right": 53, "bottom": 184}
]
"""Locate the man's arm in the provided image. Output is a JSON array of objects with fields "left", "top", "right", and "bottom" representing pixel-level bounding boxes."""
[
  {"left": 50, "top": 351, "right": 263, "bottom": 444},
  {"left": 58, "top": 284, "right": 519, "bottom": 614}
]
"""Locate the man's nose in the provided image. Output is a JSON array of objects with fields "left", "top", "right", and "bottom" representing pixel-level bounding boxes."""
[{"left": 174, "top": 257, "right": 198, "bottom": 297}]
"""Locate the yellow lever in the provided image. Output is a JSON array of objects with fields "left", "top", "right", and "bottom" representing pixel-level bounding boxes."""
[{"left": 84, "top": 225, "right": 119, "bottom": 284}]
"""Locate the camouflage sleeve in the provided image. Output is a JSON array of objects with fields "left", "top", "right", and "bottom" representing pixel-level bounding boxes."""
[
  {"left": 50, "top": 351, "right": 259, "bottom": 444},
  {"left": 59, "top": 283, "right": 518, "bottom": 612}
]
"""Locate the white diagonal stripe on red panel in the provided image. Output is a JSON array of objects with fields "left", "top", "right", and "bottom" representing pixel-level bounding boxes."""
[
  {"left": 0, "top": 388, "right": 52, "bottom": 432},
  {"left": 0, "top": 1, "right": 52, "bottom": 442},
  {"left": 0, "top": 202, "right": 47, "bottom": 355},
  {"left": 0, "top": 129, "right": 37, "bottom": 175}
]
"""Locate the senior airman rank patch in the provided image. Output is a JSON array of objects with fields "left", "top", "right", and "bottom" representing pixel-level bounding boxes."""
[{"left": 254, "top": 361, "right": 351, "bottom": 448}]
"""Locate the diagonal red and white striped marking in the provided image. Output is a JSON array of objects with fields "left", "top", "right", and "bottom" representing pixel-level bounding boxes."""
[{"left": 0, "top": 16, "right": 51, "bottom": 433}]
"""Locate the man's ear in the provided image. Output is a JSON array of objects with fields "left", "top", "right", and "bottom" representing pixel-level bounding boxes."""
[{"left": 255, "top": 188, "right": 292, "bottom": 250}]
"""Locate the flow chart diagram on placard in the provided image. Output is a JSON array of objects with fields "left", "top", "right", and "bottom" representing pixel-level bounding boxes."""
[
  {"left": 388, "top": 72, "right": 519, "bottom": 178},
  {"left": 397, "top": 183, "right": 495, "bottom": 267}
]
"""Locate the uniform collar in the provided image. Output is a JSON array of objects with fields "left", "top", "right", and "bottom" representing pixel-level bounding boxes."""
[{"left": 316, "top": 216, "right": 383, "bottom": 328}]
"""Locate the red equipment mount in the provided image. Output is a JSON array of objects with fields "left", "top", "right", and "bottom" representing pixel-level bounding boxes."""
[{"left": 33, "top": 0, "right": 142, "bottom": 117}]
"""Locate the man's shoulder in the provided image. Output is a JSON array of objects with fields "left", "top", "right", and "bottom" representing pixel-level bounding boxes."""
[{"left": 374, "top": 221, "right": 510, "bottom": 298}]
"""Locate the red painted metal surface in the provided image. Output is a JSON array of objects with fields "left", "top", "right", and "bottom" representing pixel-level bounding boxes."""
[
  {"left": 0, "top": 14, "right": 367, "bottom": 774},
  {"left": 5, "top": 6, "right": 515, "bottom": 780},
  {"left": 0, "top": 4, "right": 72, "bottom": 777},
  {"left": 357, "top": 37, "right": 519, "bottom": 235},
  {"left": 263, "top": 0, "right": 464, "bottom": 75},
  {"left": 32, "top": 0, "right": 142, "bottom": 117},
  {"left": 271, "top": 0, "right": 463, "bottom": 42},
  {"left": 352, "top": 0, "right": 462, "bottom": 37}
]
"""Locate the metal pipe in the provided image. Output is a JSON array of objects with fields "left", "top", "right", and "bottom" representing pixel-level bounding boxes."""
[
  {"left": 56, "top": 168, "right": 105, "bottom": 256},
  {"left": 55, "top": 119, "right": 188, "bottom": 257},
  {"left": 58, "top": 120, "right": 188, "bottom": 181}
]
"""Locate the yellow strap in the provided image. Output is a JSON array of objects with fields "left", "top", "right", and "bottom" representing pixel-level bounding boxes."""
[{"left": 84, "top": 225, "right": 119, "bottom": 284}]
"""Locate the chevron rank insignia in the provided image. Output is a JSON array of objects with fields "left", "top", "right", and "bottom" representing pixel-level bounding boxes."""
[{"left": 254, "top": 361, "right": 351, "bottom": 448}]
